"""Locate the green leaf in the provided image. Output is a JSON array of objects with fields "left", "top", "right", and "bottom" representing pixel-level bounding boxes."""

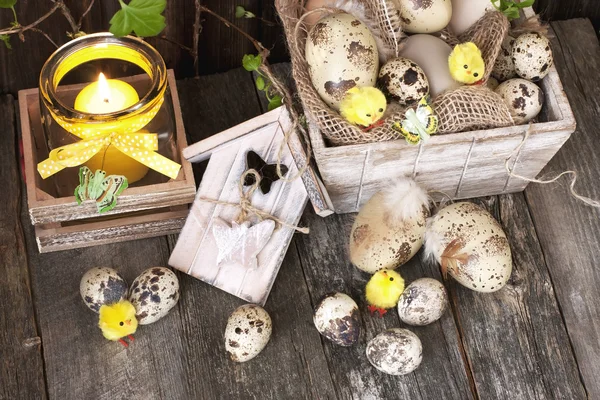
[
  {"left": 109, "top": 0, "right": 166, "bottom": 38},
  {"left": 0, "top": 34, "right": 11, "bottom": 50},
  {"left": 490, "top": 0, "right": 535, "bottom": 20},
  {"left": 235, "top": 6, "right": 246, "bottom": 18},
  {"left": 267, "top": 94, "right": 282, "bottom": 111},
  {"left": 0, "top": 0, "right": 16, "bottom": 9},
  {"left": 255, "top": 75, "right": 265, "bottom": 90},
  {"left": 244, "top": 11, "right": 256, "bottom": 18},
  {"left": 516, "top": 0, "right": 535, "bottom": 7},
  {"left": 242, "top": 53, "right": 262, "bottom": 71}
]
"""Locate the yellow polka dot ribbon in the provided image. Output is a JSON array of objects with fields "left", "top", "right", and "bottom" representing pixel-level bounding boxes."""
[{"left": 37, "top": 131, "right": 181, "bottom": 180}]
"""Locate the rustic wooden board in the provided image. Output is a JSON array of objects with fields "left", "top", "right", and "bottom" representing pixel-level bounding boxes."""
[
  {"left": 525, "top": 19, "right": 600, "bottom": 399},
  {"left": 294, "top": 208, "right": 474, "bottom": 400},
  {"left": 0, "top": 95, "right": 47, "bottom": 400},
  {"left": 437, "top": 195, "right": 586, "bottom": 399}
]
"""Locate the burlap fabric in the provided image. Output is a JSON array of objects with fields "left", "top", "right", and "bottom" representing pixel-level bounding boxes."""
[{"left": 276, "top": 1, "right": 515, "bottom": 146}]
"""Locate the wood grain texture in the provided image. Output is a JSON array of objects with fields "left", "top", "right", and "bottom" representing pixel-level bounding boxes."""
[
  {"left": 434, "top": 195, "right": 586, "bottom": 399},
  {"left": 525, "top": 19, "right": 600, "bottom": 399},
  {"left": 535, "top": 0, "right": 600, "bottom": 22},
  {"left": 0, "top": 96, "right": 47, "bottom": 400},
  {"left": 294, "top": 208, "right": 474, "bottom": 400}
]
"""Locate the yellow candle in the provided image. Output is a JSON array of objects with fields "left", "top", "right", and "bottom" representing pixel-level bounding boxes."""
[{"left": 74, "top": 73, "right": 149, "bottom": 183}]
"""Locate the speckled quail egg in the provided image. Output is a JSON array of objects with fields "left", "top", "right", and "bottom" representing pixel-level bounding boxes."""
[
  {"left": 225, "top": 304, "right": 272, "bottom": 362},
  {"left": 128, "top": 267, "right": 180, "bottom": 325},
  {"left": 313, "top": 293, "right": 361, "bottom": 347},
  {"left": 495, "top": 78, "right": 544, "bottom": 124},
  {"left": 395, "top": 0, "right": 452, "bottom": 34},
  {"left": 80, "top": 267, "right": 128, "bottom": 313},
  {"left": 378, "top": 57, "right": 429, "bottom": 105},
  {"left": 492, "top": 36, "right": 517, "bottom": 81},
  {"left": 349, "top": 179, "right": 430, "bottom": 273},
  {"left": 512, "top": 32, "right": 554, "bottom": 81},
  {"left": 425, "top": 202, "right": 512, "bottom": 293},
  {"left": 397, "top": 278, "right": 448, "bottom": 326},
  {"left": 305, "top": 13, "right": 379, "bottom": 110},
  {"left": 366, "top": 328, "right": 423, "bottom": 375}
]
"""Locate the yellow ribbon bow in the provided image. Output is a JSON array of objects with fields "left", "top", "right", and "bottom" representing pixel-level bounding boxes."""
[{"left": 37, "top": 131, "right": 181, "bottom": 180}]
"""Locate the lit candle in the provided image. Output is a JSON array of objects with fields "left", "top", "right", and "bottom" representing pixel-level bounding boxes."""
[{"left": 74, "top": 73, "right": 149, "bottom": 183}]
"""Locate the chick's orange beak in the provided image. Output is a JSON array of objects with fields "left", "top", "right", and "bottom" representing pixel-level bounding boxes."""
[
  {"left": 466, "top": 70, "right": 472, "bottom": 75},
  {"left": 125, "top": 319, "right": 131, "bottom": 326},
  {"left": 381, "top": 271, "right": 388, "bottom": 277}
]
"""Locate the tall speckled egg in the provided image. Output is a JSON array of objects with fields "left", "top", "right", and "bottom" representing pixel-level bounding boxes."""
[
  {"left": 128, "top": 267, "right": 180, "bottom": 325},
  {"left": 395, "top": 0, "right": 452, "bottom": 33},
  {"left": 378, "top": 57, "right": 429, "bottom": 105},
  {"left": 313, "top": 293, "right": 361, "bottom": 347},
  {"left": 512, "top": 33, "right": 553, "bottom": 81},
  {"left": 80, "top": 267, "right": 128, "bottom": 313},
  {"left": 225, "top": 304, "right": 272, "bottom": 362},
  {"left": 397, "top": 278, "right": 448, "bottom": 326},
  {"left": 305, "top": 13, "right": 379, "bottom": 110},
  {"left": 495, "top": 78, "right": 544, "bottom": 124},
  {"left": 492, "top": 36, "right": 516, "bottom": 81},
  {"left": 425, "top": 202, "right": 512, "bottom": 293},
  {"left": 366, "top": 328, "right": 423, "bottom": 375}
]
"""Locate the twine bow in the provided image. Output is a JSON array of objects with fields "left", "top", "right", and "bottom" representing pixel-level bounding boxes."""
[
  {"left": 199, "top": 169, "right": 309, "bottom": 234},
  {"left": 37, "top": 130, "right": 181, "bottom": 179}
]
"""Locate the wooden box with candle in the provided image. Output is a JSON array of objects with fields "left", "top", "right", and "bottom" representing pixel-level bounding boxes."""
[{"left": 19, "top": 70, "right": 195, "bottom": 253}]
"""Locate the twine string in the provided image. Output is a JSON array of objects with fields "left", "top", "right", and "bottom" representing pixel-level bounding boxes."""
[
  {"left": 198, "top": 169, "right": 310, "bottom": 234},
  {"left": 505, "top": 125, "right": 600, "bottom": 208}
]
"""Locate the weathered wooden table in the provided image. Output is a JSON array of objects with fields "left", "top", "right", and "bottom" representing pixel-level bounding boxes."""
[{"left": 2, "top": 19, "right": 599, "bottom": 400}]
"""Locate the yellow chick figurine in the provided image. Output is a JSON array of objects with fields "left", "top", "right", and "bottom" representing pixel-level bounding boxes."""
[
  {"left": 365, "top": 269, "right": 405, "bottom": 317},
  {"left": 448, "top": 42, "right": 485, "bottom": 84},
  {"left": 98, "top": 300, "right": 138, "bottom": 347},
  {"left": 339, "top": 86, "right": 387, "bottom": 129}
]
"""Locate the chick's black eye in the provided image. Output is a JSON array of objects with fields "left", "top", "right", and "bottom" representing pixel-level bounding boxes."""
[
  {"left": 379, "top": 108, "right": 384, "bottom": 112},
  {"left": 474, "top": 72, "right": 479, "bottom": 77},
  {"left": 389, "top": 277, "right": 394, "bottom": 281},
  {"left": 464, "top": 64, "right": 468, "bottom": 69},
  {"left": 366, "top": 113, "right": 371, "bottom": 117},
  {"left": 119, "top": 321, "right": 124, "bottom": 326}
]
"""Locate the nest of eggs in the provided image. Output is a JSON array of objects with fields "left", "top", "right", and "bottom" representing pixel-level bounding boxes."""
[{"left": 276, "top": 0, "right": 516, "bottom": 146}]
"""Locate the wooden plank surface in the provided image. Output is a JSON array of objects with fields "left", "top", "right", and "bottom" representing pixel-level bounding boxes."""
[
  {"left": 524, "top": 18, "right": 600, "bottom": 399},
  {"left": 0, "top": 95, "right": 47, "bottom": 400}
]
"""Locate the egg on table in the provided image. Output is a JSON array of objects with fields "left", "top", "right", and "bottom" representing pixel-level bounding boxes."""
[
  {"left": 225, "top": 304, "right": 272, "bottom": 362},
  {"left": 397, "top": 278, "right": 448, "bottom": 326},
  {"left": 448, "top": 0, "right": 495, "bottom": 36},
  {"left": 128, "top": 267, "right": 180, "bottom": 325},
  {"left": 378, "top": 57, "right": 429, "bottom": 105},
  {"left": 492, "top": 36, "right": 517, "bottom": 81},
  {"left": 80, "top": 267, "right": 129, "bottom": 313},
  {"left": 313, "top": 293, "right": 361, "bottom": 346},
  {"left": 366, "top": 328, "right": 423, "bottom": 375},
  {"left": 495, "top": 78, "right": 544, "bottom": 124},
  {"left": 424, "top": 202, "right": 512, "bottom": 292},
  {"left": 399, "top": 34, "right": 462, "bottom": 96},
  {"left": 305, "top": 13, "right": 379, "bottom": 110},
  {"left": 394, "top": 0, "right": 452, "bottom": 34},
  {"left": 512, "top": 33, "right": 554, "bottom": 81}
]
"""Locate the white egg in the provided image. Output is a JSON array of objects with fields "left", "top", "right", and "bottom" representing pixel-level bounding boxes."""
[
  {"left": 313, "top": 293, "right": 361, "bottom": 346},
  {"left": 305, "top": 13, "right": 379, "bottom": 110},
  {"left": 80, "top": 267, "right": 128, "bottom": 313},
  {"left": 495, "top": 79, "right": 544, "bottom": 124},
  {"left": 397, "top": 278, "right": 448, "bottom": 326},
  {"left": 378, "top": 57, "right": 429, "bottom": 105},
  {"left": 448, "top": 0, "right": 495, "bottom": 36},
  {"left": 366, "top": 328, "right": 423, "bottom": 375},
  {"left": 128, "top": 267, "right": 180, "bottom": 325},
  {"left": 425, "top": 202, "right": 512, "bottom": 293},
  {"left": 399, "top": 34, "right": 462, "bottom": 97},
  {"left": 225, "top": 304, "right": 272, "bottom": 362},
  {"left": 394, "top": 0, "right": 452, "bottom": 33},
  {"left": 349, "top": 180, "right": 429, "bottom": 273},
  {"left": 304, "top": 0, "right": 336, "bottom": 27},
  {"left": 492, "top": 36, "right": 517, "bottom": 81},
  {"left": 512, "top": 33, "right": 554, "bottom": 81}
]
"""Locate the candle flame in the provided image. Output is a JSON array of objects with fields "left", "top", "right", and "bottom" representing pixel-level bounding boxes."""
[{"left": 98, "top": 73, "right": 111, "bottom": 104}]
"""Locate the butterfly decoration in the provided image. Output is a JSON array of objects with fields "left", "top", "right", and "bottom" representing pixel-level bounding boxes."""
[
  {"left": 212, "top": 218, "right": 276, "bottom": 270},
  {"left": 244, "top": 150, "right": 289, "bottom": 194},
  {"left": 392, "top": 96, "right": 439, "bottom": 145},
  {"left": 74, "top": 166, "right": 129, "bottom": 213}
]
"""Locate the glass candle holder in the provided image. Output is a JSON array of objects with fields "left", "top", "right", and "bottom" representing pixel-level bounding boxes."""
[{"left": 38, "top": 32, "right": 177, "bottom": 194}]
